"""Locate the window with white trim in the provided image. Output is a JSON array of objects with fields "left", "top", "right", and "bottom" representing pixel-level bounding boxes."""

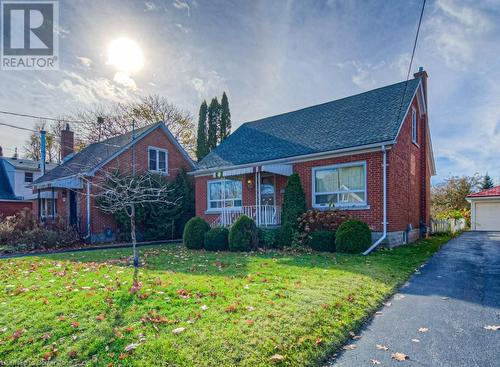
[
  {"left": 148, "top": 147, "right": 168, "bottom": 173},
  {"left": 40, "top": 198, "right": 57, "bottom": 218},
  {"left": 208, "top": 179, "right": 242, "bottom": 209},
  {"left": 313, "top": 163, "right": 367, "bottom": 207},
  {"left": 411, "top": 108, "right": 418, "bottom": 144}
]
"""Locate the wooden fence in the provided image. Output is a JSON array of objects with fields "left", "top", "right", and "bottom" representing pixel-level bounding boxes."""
[{"left": 430, "top": 218, "right": 467, "bottom": 234}]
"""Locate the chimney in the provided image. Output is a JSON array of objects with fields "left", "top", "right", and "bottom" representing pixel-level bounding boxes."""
[
  {"left": 60, "top": 123, "right": 74, "bottom": 161},
  {"left": 413, "top": 66, "right": 428, "bottom": 105}
]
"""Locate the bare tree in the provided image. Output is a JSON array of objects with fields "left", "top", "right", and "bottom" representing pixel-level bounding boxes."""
[
  {"left": 90, "top": 171, "right": 177, "bottom": 268},
  {"left": 23, "top": 120, "right": 62, "bottom": 162},
  {"left": 431, "top": 174, "right": 482, "bottom": 217}
]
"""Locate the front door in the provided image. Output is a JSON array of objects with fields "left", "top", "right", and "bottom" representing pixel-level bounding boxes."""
[
  {"left": 69, "top": 190, "right": 77, "bottom": 227},
  {"left": 260, "top": 176, "right": 276, "bottom": 225}
]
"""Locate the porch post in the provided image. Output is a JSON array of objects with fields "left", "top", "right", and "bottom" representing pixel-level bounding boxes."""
[
  {"left": 37, "top": 189, "right": 41, "bottom": 221},
  {"left": 222, "top": 177, "right": 226, "bottom": 227},
  {"left": 254, "top": 169, "right": 259, "bottom": 226},
  {"left": 52, "top": 187, "right": 55, "bottom": 220}
]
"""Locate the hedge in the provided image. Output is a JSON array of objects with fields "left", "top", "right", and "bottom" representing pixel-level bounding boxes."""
[
  {"left": 228, "top": 215, "right": 258, "bottom": 251},
  {"left": 335, "top": 220, "right": 372, "bottom": 254},
  {"left": 183, "top": 217, "right": 210, "bottom": 250},
  {"left": 308, "top": 230, "right": 336, "bottom": 252},
  {"left": 204, "top": 227, "right": 229, "bottom": 251}
]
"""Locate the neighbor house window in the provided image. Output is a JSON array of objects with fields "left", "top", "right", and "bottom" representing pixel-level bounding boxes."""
[
  {"left": 40, "top": 198, "right": 57, "bottom": 218},
  {"left": 148, "top": 147, "right": 168, "bottom": 173},
  {"left": 411, "top": 108, "right": 418, "bottom": 144},
  {"left": 207, "top": 179, "right": 243, "bottom": 210},
  {"left": 24, "top": 172, "right": 33, "bottom": 183},
  {"left": 313, "top": 162, "right": 366, "bottom": 207}
]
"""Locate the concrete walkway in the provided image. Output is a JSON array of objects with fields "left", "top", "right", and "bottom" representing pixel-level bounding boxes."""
[{"left": 328, "top": 232, "right": 500, "bottom": 367}]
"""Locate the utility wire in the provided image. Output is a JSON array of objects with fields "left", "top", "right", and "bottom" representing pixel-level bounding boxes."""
[
  {"left": 0, "top": 121, "right": 37, "bottom": 132},
  {"left": 0, "top": 109, "right": 87, "bottom": 124},
  {"left": 396, "top": 0, "right": 426, "bottom": 123}
]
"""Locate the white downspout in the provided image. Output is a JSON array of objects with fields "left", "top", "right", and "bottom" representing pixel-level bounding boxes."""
[{"left": 363, "top": 145, "right": 388, "bottom": 255}]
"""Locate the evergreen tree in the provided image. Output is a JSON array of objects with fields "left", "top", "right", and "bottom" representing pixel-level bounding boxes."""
[
  {"left": 281, "top": 173, "right": 307, "bottom": 228},
  {"left": 219, "top": 92, "right": 231, "bottom": 142},
  {"left": 481, "top": 173, "right": 495, "bottom": 190},
  {"left": 207, "top": 97, "right": 220, "bottom": 150},
  {"left": 196, "top": 100, "right": 208, "bottom": 161}
]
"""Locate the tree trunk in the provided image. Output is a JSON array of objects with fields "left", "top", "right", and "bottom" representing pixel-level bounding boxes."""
[{"left": 130, "top": 204, "right": 139, "bottom": 267}]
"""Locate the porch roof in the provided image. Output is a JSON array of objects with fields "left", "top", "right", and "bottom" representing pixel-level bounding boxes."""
[{"left": 197, "top": 78, "right": 421, "bottom": 170}]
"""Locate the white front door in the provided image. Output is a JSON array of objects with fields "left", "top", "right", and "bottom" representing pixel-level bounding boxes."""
[{"left": 259, "top": 176, "right": 277, "bottom": 225}]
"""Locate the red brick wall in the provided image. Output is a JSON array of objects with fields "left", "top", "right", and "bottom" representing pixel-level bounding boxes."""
[{"left": 0, "top": 201, "right": 32, "bottom": 218}]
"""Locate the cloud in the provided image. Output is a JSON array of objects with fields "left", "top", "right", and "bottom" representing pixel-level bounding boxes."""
[
  {"left": 175, "top": 23, "right": 190, "bottom": 33},
  {"left": 113, "top": 72, "right": 137, "bottom": 89},
  {"left": 191, "top": 71, "right": 226, "bottom": 99},
  {"left": 173, "top": 0, "right": 190, "bottom": 16},
  {"left": 144, "top": 1, "right": 156, "bottom": 11},
  {"left": 76, "top": 56, "right": 92, "bottom": 68}
]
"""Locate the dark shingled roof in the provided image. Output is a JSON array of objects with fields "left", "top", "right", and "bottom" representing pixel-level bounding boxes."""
[
  {"left": 34, "top": 123, "right": 158, "bottom": 184},
  {"left": 0, "top": 160, "right": 16, "bottom": 200},
  {"left": 197, "top": 78, "right": 421, "bottom": 170}
]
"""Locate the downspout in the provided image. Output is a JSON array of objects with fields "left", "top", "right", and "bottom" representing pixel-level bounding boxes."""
[
  {"left": 363, "top": 145, "right": 388, "bottom": 255},
  {"left": 86, "top": 181, "right": 91, "bottom": 241}
]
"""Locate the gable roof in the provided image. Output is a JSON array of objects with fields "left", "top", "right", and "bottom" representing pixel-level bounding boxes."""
[
  {"left": 0, "top": 160, "right": 16, "bottom": 200},
  {"left": 467, "top": 186, "right": 500, "bottom": 198},
  {"left": 34, "top": 122, "right": 194, "bottom": 185},
  {"left": 197, "top": 78, "right": 422, "bottom": 171},
  {"left": 2, "top": 157, "right": 58, "bottom": 172}
]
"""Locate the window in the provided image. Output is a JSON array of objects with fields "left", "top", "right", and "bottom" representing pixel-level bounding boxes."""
[
  {"left": 24, "top": 172, "right": 33, "bottom": 183},
  {"left": 411, "top": 108, "right": 418, "bottom": 144},
  {"left": 40, "top": 198, "right": 57, "bottom": 218},
  {"left": 313, "top": 163, "right": 366, "bottom": 208},
  {"left": 148, "top": 147, "right": 168, "bottom": 173},
  {"left": 208, "top": 179, "right": 243, "bottom": 210}
]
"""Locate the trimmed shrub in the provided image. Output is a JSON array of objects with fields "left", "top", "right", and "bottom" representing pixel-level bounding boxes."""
[
  {"left": 335, "top": 220, "right": 372, "bottom": 254},
  {"left": 281, "top": 174, "right": 307, "bottom": 228},
  {"left": 228, "top": 215, "right": 258, "bottom": 252},
  {"left": 204, "top": 227, "right": 229, "bottom": 251},
  {"left": 298, "top": 210, "right": 350, "bottom": 234},
  {"left": 275, "top": 222, "right": 294, "bottom": 249},
  {"left": 258, "top": 228, "right": 279, "bottom": 249},
  {"left": 308, "top": 230, "right": 336, "bottom": 252},
  {"left": 183, "top": 217, "right": 210, "bottom": 250}
]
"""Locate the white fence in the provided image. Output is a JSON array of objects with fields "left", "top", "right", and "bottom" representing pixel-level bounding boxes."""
[
  {"left": 430, "top": 218, "right": 467, "bottom": 234},
  {"left": 210, "top": 205, "right": 281, "bottom": 228}
]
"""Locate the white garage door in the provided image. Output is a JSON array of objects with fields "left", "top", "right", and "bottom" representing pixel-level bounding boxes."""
[{"left": 475, "top": 202, "right": 500, "bottom": 231}]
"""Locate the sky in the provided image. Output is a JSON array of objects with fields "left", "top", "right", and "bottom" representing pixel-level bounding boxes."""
[{"left": 1, "top": 0, "right": 500, "bottom": 184}]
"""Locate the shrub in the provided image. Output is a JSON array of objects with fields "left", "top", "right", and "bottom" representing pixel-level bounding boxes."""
[
  {"left": 228, "top": 215, "right": 258, "bottom": 252},
  {"left": 258, "top": 228, "right": 279, "bottom": 249},
  {"left": 298, "top": 210, "right": 350, "bottom": 234},
  {"left": 204, "top": 227, "right": 229, "bottom": 251},
  {"left": 275, "top": 222, "right": 294, "bottom": 249},
  {"left": 307, "top": 230, "right": 336, "bottom": 252},
  {"left": 281, "top": 174, "right": 307, "bottom": 228},
  {"left": 335, "top": 220, "right": 372, "bottom": 254},
  {"left": 183, "top": 217, "right": 210, "bottom": 250}
]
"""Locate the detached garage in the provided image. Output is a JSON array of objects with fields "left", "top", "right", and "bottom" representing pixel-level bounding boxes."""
[{"left": 466, "top": 186, "right": 500, "bottom": 231}]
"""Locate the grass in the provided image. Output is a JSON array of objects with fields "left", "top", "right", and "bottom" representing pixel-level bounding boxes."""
[{"left": 0, "top": 234, "right": 452, "bottom": 366}]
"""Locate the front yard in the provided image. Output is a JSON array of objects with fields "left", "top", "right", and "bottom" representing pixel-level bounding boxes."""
[{"left": 0, "top": 235, "right": 451, "bottom": 366}]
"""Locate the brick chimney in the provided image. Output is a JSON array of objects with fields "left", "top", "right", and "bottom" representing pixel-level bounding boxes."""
[
  {"left": 413, "top": 66, "right": 428, "bottom": 105},
  {"left": 60, "top": 123, "right": 74, "bottom": 161}
]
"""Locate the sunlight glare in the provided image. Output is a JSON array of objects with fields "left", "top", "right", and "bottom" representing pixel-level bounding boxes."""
[{"left": 107, "top": 37, "right": 144, "bottom": 73}]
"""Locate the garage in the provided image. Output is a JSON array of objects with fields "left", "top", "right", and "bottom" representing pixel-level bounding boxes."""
[{"left": 466, "top": 186, "right": 500, "bottom": 231}]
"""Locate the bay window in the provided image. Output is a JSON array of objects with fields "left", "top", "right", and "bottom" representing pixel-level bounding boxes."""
[
  {"left": 208, "top": 179, "right": 242, "bottom": 210},
  {"left": 313, "top": 162, "right": 367, "bottom": 208},
  {"left": 148, "top": 147, "right": 168, "bottom": 174}
]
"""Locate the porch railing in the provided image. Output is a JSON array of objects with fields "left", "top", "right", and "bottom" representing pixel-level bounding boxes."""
[{"left": 210, "top": 205, "right": 281, "bottom": 228}]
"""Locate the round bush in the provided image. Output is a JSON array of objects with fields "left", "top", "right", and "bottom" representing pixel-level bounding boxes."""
[
  {"left": 275, "top": 223, "right": 293, "bottom": 249},
  {"left": 258, "top": 228, "right": 278, "bottom": 249},
  {"left": 308, "top": 230, "right": 336, "bottom": 252},
  {"left": 183, "top": 217, "right": 210, "bottom": 250},
  {"left": 228, "top": 215, "right": 258, "bottom": 252},
  {"left": 204, "top": 227, "right": 229, "bottom": 251},
  {"left": 335, "top": 220, "right": 372, "bottom": 254}
]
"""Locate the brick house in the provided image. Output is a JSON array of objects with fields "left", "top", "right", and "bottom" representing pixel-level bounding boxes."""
[
  {"left": 192, "top": 69, "right": 435, "bottom": 246},
  {"left": 33, "top": 122, "right": 194, "bottom": 243}
]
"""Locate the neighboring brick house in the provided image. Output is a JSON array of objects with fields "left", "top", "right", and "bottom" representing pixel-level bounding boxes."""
[
  {"left": 0, "top": 147, "right": 57, "bottom": 217},
  {"left": 33, "top": 122, "right": 195, "bottom": 243},
  {"left": 192, "top": 69, "right": 435, "bottom": 246}
]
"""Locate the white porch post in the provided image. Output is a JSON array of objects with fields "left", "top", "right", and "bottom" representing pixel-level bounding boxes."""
[{"left": 222, "top": 177, "right": 226, "bottom": 227}]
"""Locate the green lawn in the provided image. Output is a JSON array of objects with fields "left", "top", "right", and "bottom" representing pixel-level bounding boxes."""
[{"left": 0, "top": 234, "right": 452, "bottom": 366}]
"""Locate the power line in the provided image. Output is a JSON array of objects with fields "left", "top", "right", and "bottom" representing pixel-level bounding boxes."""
[
  {"left": 0, "top": 109, "right": 87, "bottom": 124},
  {"left": 0, "top": 121, "right": 37, "bottom": 132}
]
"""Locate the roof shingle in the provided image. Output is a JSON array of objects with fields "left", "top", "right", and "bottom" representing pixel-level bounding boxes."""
[{"left": 467, "top": 186, "right": 500, "bottom": 198}]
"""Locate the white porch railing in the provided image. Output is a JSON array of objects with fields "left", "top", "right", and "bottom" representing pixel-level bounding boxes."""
[{"left": 210, "top": 205, "right": 281, "bottom": 228}]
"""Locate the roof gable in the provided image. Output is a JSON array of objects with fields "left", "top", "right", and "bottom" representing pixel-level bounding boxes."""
[
  {"left": 467, "top": 186, "right": 500, "bottom": 198},
  {"left": 197, "top": 78, "right": 422, "bottom": 170}
]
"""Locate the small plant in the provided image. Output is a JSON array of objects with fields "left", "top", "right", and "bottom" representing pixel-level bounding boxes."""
[
  {"left": 308, "top": 230, "right": 336, "bottom": 252},
  {"left": 275, "top": 223, "right": 294, "bottom": 249},
  {"left": 258, "top": 228, "right": 278, "bottom": 249},
  {"left": 228, "top": 215, "right": 258, "bottom": 251},
  {"left": 335, "top": 220, "right": 372, "bottom": 254},
  {"left": 298, "top": 210, "right": 350, "bottom": 234},
  {"left": 204, "top": 227, "right": 229, "bottom": 251},
  {"left": 183, "top": 217, "right": 210, "bottom": 250}
]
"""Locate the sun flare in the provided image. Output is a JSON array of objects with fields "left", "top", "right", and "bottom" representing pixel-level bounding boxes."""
[{"left": 107, "top": 37, "right": 144, "bottom": 73}]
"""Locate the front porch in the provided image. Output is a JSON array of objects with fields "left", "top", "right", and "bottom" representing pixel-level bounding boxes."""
[{"left": 204, "top": 164, "right": 292, "bottom": 228}]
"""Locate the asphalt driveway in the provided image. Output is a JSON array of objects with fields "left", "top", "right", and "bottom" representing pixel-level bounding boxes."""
[{"left": 328, "top": 231, "right": 500, "bottom": 367}]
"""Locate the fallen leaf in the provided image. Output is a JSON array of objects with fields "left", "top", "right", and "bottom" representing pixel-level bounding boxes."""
[
  {"left": 172, "top": 327, "right": 186, "bottom": 334},
  {"left": 244, "top": 319, "right": 254, "bottom": 325},
  {"left": 71, "top": 322, "right": 80, "bottom": 328},
  {"left": 43, "top": 351, "right": 52, "bottom": 361},
  {"left": 383, "top": 302, "right": 392, "bottom": 307},
  {"left": 370, "top": 359, "right": 381, "bottom": 365},
  {"left": 418, "top": 327, "right": 429, "bottom": 333},
  {"left": 483, "top": 325, "right": 500, "bottom": 331},
  {"left": 376, "top": 344, "right": 389, "bottom": 351},
  {"left": 411, "top": 339, "right": 420, "bottom": 343},
  {"left": 315, "top": 337, "right": 323, "bottom": 345},
  {"left": 11, "top": 329, "right": 23, "bottom": 340},
  {"left": 200, "top": 305, "right": 208, "bottom": 311},
  {"left": 391, "top": 352, "right": 409, "bottom": 361},
  {"left": 124, "top": 343, "right": 139, "bottom": 352},
  {"left": 375, "top": 311, "right": 383, "bottom": 316},
  {"left": 96, "top": 313, "right": 106, "bottom": 321},
  {"left": 343, "top": 344, "right": 357, "bottom": 350},
  {"left": 441, "top": 297, "right": 449, "bottom": 300},
  {"left": 270, "top": 354, "right": 285, "bottom": 363},
  {"left": 68, "top": 350, "right": 78, "bottom": 358}
]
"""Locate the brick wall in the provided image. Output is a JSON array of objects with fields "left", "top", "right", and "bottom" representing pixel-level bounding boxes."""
[{"left": 0, "top": 200, "right": 32, "bottom": 217}]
